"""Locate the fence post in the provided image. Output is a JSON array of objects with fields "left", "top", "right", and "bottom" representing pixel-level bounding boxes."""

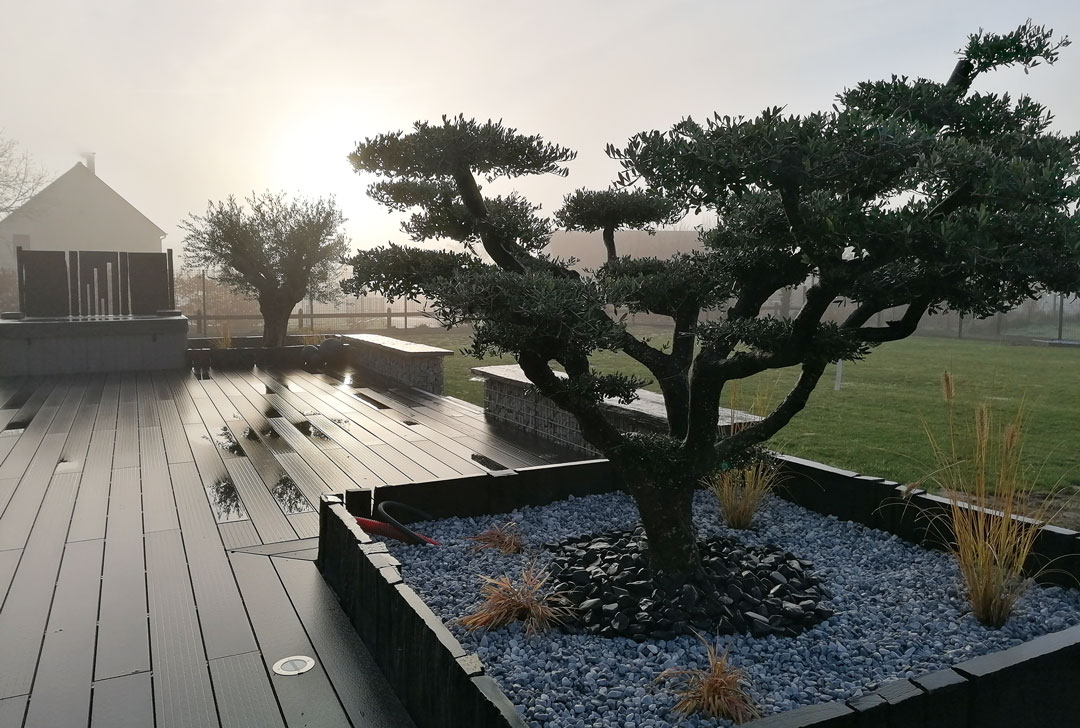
[
  {"left": 386, "top": 305, "right": 392, "bottom": 329},
  {"left": 403, "top": 298, "right": 408, "bottom": 330},
  {"left": 1058, "top": 294, "right": 1065, "bottom": 341},
  {"left": 200, "top": 270, "right": 208, "bottom": 335}
]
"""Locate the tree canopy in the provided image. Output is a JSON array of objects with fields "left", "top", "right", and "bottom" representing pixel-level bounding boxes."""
[
  {"left": 344, "top": 22, "right": 1080, "bottom": 579},
  {"left": 0, "top": 133, "right": 47, "bottom": 218},
  {"left": 182, "top": 191, "right": 348, "bottom": 346}
]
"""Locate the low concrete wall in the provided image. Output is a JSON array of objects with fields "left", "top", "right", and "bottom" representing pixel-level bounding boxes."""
[
  {"left": 0, "top": 314, "right": 188, "bottom": 374},
  {"left": 472, "top": 364, "right": 757, "bottom": 455},
  {"left": 317, "top": 495, "right": 528, "bottom": 728},
  {"left": 342, "top": 334, "right": 452, "bottom": 394}
]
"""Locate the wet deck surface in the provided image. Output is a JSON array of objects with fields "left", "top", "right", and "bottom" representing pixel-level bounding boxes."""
[{"left": 0, "top": 367, "right": 573, "bottom": 727}]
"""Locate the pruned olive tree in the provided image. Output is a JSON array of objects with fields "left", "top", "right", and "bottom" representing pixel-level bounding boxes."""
[
  {"left": 344, "top": 23, "right": 1080, "bottom": 581},
  {"left": 181, "top": 192, "right": 348, "bottom": 346}
]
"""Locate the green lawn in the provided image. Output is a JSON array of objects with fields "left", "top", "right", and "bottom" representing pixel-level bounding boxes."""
[{"left": 387, "top": 324, "right": 1080, "bottom": 491}]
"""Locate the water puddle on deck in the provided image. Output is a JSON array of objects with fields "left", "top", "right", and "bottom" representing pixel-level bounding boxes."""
[
  {"left": 206, "top": 477, "right": 249, "bottom": 523},
  {"left": 270, "top": 475, "right": 314, "bottom": 514},
  {"left": 471, "top": 452, "right": 510, "bottom": 471},
  {"left": 215, "top": 426, "right": 245, "bottom": 455},
  {"left": 351, "top": 391, "right": 390, "bottom": 410},
  {"left": 3, "top": 416, "right": 31, "bottom": 436}
]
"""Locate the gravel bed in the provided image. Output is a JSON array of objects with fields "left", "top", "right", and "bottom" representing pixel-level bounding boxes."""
[{"left": 387, "top": 491, "right": 1080, "bottom": 727}]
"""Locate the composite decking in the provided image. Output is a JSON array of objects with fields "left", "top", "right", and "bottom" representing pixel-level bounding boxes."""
[{"left": 0, "top": 366, "right": 573, "bottom": 728}]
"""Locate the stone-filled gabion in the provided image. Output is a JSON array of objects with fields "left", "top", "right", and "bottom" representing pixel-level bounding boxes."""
[{"left": 546, "top": 527, "right": 831, "bottom": 641}]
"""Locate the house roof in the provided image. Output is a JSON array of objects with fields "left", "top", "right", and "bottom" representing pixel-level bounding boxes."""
[{"left": 0, "top": 161, "right": 166, "bottom": 237}]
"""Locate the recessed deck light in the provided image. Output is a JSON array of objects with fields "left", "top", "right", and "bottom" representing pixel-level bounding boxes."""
[{"left": 273, "top": 655, "right": 315, "bottom": 676}]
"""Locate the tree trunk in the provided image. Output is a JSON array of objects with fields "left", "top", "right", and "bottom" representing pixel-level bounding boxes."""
[
  {"left": 627, "top": 480, "right": 701, "bottom": 580},
  {"left": 779, "top": 287, "right": 793, "bottom": 318},
  {"left": 260, "top": 296, "right": 294, "bottom": 347}
]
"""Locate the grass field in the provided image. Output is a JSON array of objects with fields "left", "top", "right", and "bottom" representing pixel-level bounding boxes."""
[{"left": 386, "top": 324, "right": 1080, "bottom": 491}]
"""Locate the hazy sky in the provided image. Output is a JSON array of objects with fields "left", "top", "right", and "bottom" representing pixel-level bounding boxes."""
[{"left": 3, "top": 0, "right": 1078, "bottom": 262}]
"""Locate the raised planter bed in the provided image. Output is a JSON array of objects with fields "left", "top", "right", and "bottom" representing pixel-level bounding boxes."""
[
  {"left": 339, "top": 333, "right": 453, "bottom": 395},
  {"left": 319, "top": 457, "right": 1080, "bottom": 727}
]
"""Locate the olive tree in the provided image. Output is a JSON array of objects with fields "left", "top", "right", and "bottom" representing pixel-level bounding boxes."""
[
  {"left": 344, "top": 23, "right": 1080, "bottom": 581},
  {"left": 181, "top": 192, "right": 348, "bottom": 346}
]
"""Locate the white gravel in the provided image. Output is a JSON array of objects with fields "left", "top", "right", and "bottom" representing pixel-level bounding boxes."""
[{"left": 386, "top": 491, "right": 1080, "bottom": 727}]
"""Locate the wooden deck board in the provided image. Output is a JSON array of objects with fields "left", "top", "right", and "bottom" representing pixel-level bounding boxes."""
[
  {"left": 219, "top": 520, "right": 261, "bottom": 549},
  {"left": 274, "top": 556, "right": 417, "bottom": 727},
  {"left": 286, "top": 511, "right": 320, "bottom": 539},
  {"left": 169, "top": 462, "right": 258, "bottom": 661},
  {"left": 0, "top": 434, "right": 70, "bottom": 552},
  {"left": 66, "top": 429, "right": 115, "bottom": 543},
  {"left": 267, "top": 418, "right": 366, "bottom": 492},
  {"left": 0, "top": 366, "right": 573, "bottom": 727},
  {"left": 0, "top": 471, "right": 80, "bottom": 699},
  {"left": 229, "top": 552, "right": 352, "bottom": 728},
  {"left": 0, "top": 405, "right": 60, "bottom": 481},
  {"left": 94, "top": 468, "right": 149, "bottom": 681},
  {"left": 157, "top": 396, "right": 196, "bottom": 464},
  {"left": 225, "top": 458, "right": 298, "bottom": 545},
  {"left": 146, "top": 529, "right": 219, "bottom": 728},
  {"left": 0, "top": 696, "right": 28, "bottom": 727},
  {"left": 307, "top": 415, "right": 412, "bottom": 486},
  {"left": 0, "top": 549, "right": 21, "bottom": 607},
  {"left": 140, "top": 426, "right": 180, "bottom": 533},
  {"left": 23, "top": 538, "right": 104, "bottom": 728},
  {"left": 209, "top": 651, "right": 286, "bottom": 728},
  {"left": 113, "top": 402, "right": 139, "bottom": 469},
  {"left": 90, "top": 673, "right": 154, "bottom": 728}
]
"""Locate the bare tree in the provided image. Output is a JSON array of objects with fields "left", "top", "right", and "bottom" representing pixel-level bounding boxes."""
[{"left": 0, "top": 133, "right": 48, "bottom": 217}]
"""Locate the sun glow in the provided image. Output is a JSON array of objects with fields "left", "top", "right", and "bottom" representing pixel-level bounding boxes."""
[{"left": 270, "top": 103, "right": 402, "bottom": 247}]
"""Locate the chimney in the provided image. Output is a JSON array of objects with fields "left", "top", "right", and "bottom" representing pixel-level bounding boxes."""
[{"left": 83, "top": 152, "right": 96, "bottom": 175}]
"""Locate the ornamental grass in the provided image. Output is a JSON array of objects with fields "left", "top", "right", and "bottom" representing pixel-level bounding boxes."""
[
  {"left": 657, "top": 633, "right": 760, "bottom": 723},
  {"left": 459, "top": 563, "right": 571, "bottom": 635},
  {"left": 468, "top": 521, "right": 525, "bottom": 554},
  {"left": 706, "top": 382, "right": 786, "bottom": 529},
  {"left": 924, "top": 371, "right": 1060, "bottom": 627},
  {"left": 705, "top": 456, "right": 785, "bottom": 530}
]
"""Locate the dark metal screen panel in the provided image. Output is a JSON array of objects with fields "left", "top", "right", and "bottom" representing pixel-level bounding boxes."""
[
  {"left": 18, "top": 250, "right": 71, "bottom": 316},
  {"left": 67, "top": 252, "right": 80, "bottom": 317},
  {"left": 118, "top": 252, "right": 130, "bottom": 315},
  {"left": 127, "top": 252, "right": 170, "bottom": 315}
]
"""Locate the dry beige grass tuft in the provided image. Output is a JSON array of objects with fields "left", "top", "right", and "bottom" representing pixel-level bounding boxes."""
[
  {"left": 657, "top": 633, "right": 760, "bottom": 723},
  {"left": 925, "top": 371, "right": 1063, "bottom": 627},
  {"left": 705, "top": 457, "right": 785, "bottom": 530},
  {"left": 468, "top": 521, "right": 525, "bottom": 554},
  {"left": 459, "top": 563, "right": 571, "bottom": 635}
]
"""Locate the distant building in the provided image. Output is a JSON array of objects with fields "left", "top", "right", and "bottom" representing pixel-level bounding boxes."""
[
  {"left": 546, "top": 229, "right": 701, "bottom": 270},
  {"left": 0, "top": 159, "right": 165, "bottom": 271}
]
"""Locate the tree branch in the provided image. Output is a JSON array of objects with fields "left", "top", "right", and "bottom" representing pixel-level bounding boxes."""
[
  {"left": 451, "top": 167, "right": 525, "bottom": 273},
  {"left": 517, "top": 351, "right": 626, "bottom": 453},
  {"left": 716, "top": 356, "right": 830, "bottom": 458},
  {"left": 854, "top": 297, "right": 931, "bottom": 343}
]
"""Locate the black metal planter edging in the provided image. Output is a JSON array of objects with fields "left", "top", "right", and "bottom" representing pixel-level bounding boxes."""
[
  {"left": 317, "top": 495, "right": 527, "bottom": 728},
  {"left": 186, "top": 345, "right": 315, "bottom": 370},
  {"left": 321, "top": 455, "right": 1080, "bottom": 728}
]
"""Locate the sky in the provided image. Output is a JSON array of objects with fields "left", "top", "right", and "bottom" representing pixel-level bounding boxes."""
[{"left": 2, "top": 0, "right": 1078, "bottom": 263}]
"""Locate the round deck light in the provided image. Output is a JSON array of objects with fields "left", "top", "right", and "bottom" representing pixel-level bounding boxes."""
[{"left": 272, "top": 655, "right": 316, "bottom": 676}]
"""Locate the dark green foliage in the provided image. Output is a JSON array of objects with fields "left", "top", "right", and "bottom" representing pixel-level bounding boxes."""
[
  {"left": 555, "top": 189, "right": 680, "bottom": 233},
  {"left": 350, "top": 115, "right": 576, "bottom": 181},
  {"left": 344, "top": 22, "right": 1080, "bottom": 578},
  {"left": 182, "top": 192, "right": 348, "bottom": 302},
  {"left": 181, "top": 191, "right": 348, "bottom": 346}
]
